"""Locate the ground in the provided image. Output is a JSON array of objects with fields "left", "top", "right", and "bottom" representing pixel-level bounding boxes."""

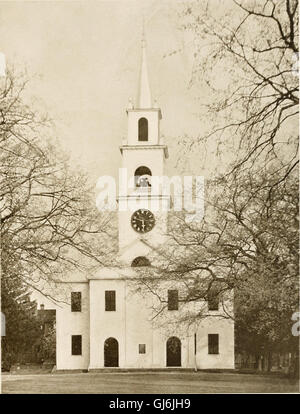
[{"left": 1, "top": 371, "right": 299, "bottom": 394}]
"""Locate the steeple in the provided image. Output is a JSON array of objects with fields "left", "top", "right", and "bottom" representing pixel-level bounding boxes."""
[
  {"left": 122, "top": 22, "right": 164, "bottom": 151},
  {"left": 137, "top": 28, "right": 152, "bottom": 109}
]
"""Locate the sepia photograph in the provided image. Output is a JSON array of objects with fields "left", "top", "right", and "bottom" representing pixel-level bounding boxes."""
[{"left": 0, "top": 0, "right": 299, "bottom": 397}]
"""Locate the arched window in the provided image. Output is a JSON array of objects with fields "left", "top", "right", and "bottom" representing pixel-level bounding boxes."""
[
  {"left": 134, "top": 166, "right": 152, "bottom": 187},
  {"left": 131, "top": 257, "right": 151, "bottom": 267},
  {"left": 138, "top": 117, "right": 148, "bottom": 141}
]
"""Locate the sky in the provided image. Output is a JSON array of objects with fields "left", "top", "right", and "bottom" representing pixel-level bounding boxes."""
[{"left": 0, "top": 0, "right": 207, "bottom": 183}]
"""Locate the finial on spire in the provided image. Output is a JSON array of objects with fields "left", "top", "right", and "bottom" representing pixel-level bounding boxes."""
[{"left": 137, "top": 19, "right": 152, "bottom": 108}]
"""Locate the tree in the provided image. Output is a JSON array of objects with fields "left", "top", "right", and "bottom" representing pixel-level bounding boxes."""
[
  {"left": 1, "top": 271, "right": 41, "bottom": 369},
  {"left": 39, "top": 326, "right": 56, "bottom": 363},
  {"left": 178, "top": 0, "right": 299, "bottom": 368},
  {"left": 0, "top": 70, "right": 117, "bottom": 293},
  {"left": 135, "top": 0, "right": 299, "bottom": 369},
  {"left": 180, "top": 0, "right": 298, "bottom": 183},
  {"left": 133, "top": 166, "right": 298, "bottom": 366}
]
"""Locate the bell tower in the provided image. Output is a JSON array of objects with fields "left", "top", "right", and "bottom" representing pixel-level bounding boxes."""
[{"left": 118, "top": 33, "right": 169, "bottom": 264}]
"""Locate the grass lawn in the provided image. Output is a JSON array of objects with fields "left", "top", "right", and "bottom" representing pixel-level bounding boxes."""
[{"left": 1, "top": 371, "right": 299, "bottom": 394}]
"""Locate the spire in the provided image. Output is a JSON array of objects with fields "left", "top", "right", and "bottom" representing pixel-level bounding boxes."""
[{"left": 137, "top": 24, "right": 152, "bottom": 108}]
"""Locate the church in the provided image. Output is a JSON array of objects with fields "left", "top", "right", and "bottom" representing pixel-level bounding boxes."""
[{"left": 55, "top": 36, "right": 234, "bottom": 371}]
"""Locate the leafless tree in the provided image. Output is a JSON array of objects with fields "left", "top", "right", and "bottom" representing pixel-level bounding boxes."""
[
  {"left": 0, "top": 70, "right": 117, "bottom": 298},
  {"left": 134, "top": 166, "right": 298, "bottom": 361},
  {"left": 179, "top": 0, "right": 298, "bottom": 183}
]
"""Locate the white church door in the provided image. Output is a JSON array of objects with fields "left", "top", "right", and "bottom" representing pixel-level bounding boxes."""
[
  {"left": 104, "top": 337, "right": 119, "bottom": 367},
  {"left": 166, "top": 337, "right": 181, "bottom": 367}
]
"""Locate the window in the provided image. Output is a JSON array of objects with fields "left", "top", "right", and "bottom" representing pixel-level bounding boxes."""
[
  {"left": 105, "top": 290, "right": 116, "bottom": 311},
  {"left": 71, "top": 292, "right": 81, "bottom": 312},
  {"left": 71, "top": 335, "right": 82, "bottom": 355},
  {"left": 139, "top": 344, "right": 146, "bottom": 354},
  {"left": 207, "top": 291, "right": 219, "bottom": 311},
  {"left": 134, "top": 166, "right": 152, "bottom": 188},
  {"left": 138, "top": 117, "right": 148, "bottom": 141},
  {"left": 131, "top": 256, "right": 151, "bottom": 267},
  {"left": 208, "top": 334, "right": 219, "bottom": 354},
  {"left": 168, "top": 290, "right": 178, "bottom": 311}
]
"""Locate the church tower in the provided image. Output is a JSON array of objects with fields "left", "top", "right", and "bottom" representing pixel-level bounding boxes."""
[{"left": 118, "top": 34, "right": 169, "bottom": 265}]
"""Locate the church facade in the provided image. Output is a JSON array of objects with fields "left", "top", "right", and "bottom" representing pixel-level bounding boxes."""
[{"left": 55, "top": 39, "right": 234, "bottom": 371}]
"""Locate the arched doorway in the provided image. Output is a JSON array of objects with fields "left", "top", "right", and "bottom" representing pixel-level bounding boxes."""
[
  {"left": 104, "top": 337, "right": 119, "bottom": 367},
  {"left": 166, "top": 337, "right": 181, "bottom": 367}
]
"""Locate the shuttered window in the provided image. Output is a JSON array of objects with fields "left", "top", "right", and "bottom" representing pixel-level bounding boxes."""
[
  {"left": 105, "top": 290, "right": 116, "bottom": 311},
  {"left": 208, "top": 334, "right": 219, "bottom": 354},
  {"left": 207, "top": 291, "right": 219, "bottom": 311},
  {"left": 71, "top": 292, "right": 82, "bottom": 312},
  {"left": 138, "top": 117, "right": 148, "bottom": 141},
  {"left": 168, "top": 290, "right": 179, "bottom": 311},
  {"left": 71, "top": 335, "right": 82, "bottom": 355},
  {"left": 139, "top": 344, "right": 146, "bottom": 354}
]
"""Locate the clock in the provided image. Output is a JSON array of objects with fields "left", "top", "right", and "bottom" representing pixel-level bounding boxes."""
[{"left": 131, "top": 209, "right": 155, "bottom": 233}]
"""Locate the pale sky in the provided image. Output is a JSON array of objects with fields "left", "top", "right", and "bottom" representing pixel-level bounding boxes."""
[{"left": 0, "top": 0, "right": 208, "bottom": 182}]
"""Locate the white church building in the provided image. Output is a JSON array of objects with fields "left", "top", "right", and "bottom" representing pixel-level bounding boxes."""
[{"left": 55, "top": 37, "right": 234, "bottom": 371}]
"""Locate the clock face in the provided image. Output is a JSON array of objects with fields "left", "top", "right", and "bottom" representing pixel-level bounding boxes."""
[{"left": 131, "top": 209, "right": 155, "bottom": 233}]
